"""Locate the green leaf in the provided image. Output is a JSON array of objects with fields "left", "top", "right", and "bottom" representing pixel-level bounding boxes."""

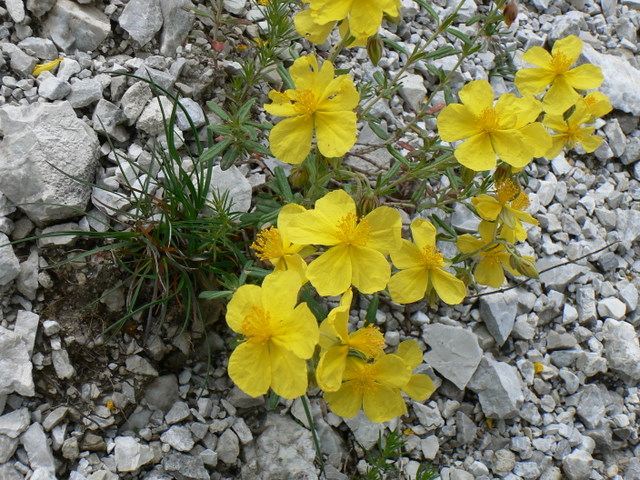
[
  {"left": 368, "top": 120, "right": 389, "bottom": 140},
  {"left": 206, "top": 101, "right": 231, "bottom": 121},
  {"left": 200, "top": 137, "right": 233, "bottom": 164},
  {"left": 300, "top": 283, "right": 327, "bottom": 322},
  {"left": 221, "top": 147, "right": 241, "bottom": 170},
  {"left": 364, "top": 294, "right": 379, "bottom": 327},
  {"left": 381, "top": 37, "right": 408, "bottom": 55},
  {"left": 446, "top": 27, "right": 474, "bottom": 47},
  {"left": 274, "top": 166, "right": 294, "bottom": 203},
  {"left": 237, "top": 98, "right": 256, "bottom": 122},
  {"left": 430, "top": 213, "right": 457, "bottom": 238},
  {"left": 199, "top": 290, "right": 233, "bottom": 300},
  {"left": 420, "top": 46, "right": 461, "bottom": 61}
]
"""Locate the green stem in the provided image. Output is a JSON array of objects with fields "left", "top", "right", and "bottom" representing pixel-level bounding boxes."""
[{"left": 301, "top": 395, "right": 325, "bottom": 476}]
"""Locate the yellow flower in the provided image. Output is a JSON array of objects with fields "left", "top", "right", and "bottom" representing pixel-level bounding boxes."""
[
  {"left": 251, "top": 204, "right": 309, "bottom": 282},
  {"left": 304, "top": 0, "right": 401, "bottom": 41},
  {"left": 324, "top": 353, "right": 411, "bottom": 422},
  {"left": 283, "top": 190, "right": 402, "bottom": 296},
  {"left": 294, "top": 9, "right": 367, "bottom": 46},
  {"left": 456, "top": 221, "right": 522, "bottom": 288},
  {"left": 472, "top": 181, "right": 538, "bottom": 243},
  {"left": 316, "top": 289, "right": 385, "bottom": 391},
  {"left": 437, "top": 80, "right": 551, "bottom": 171},
  {"left": 32, "top": 58, "right": 63, "bottom": 76},
  {"left": 543, "top": 99, "right": 603, "bottom": 158},
  {"left": 264, "top": 55, "right": 359, "bottom": 164},
  {"left": 515, "top": 35, "right": 604, "bottom": 114},
  {"left": 395, "top": 340, "right": 435, "bottom": 401},
  {"left": 387, "top": 218, "right": 466, "bottom": 305},
  {"left": 583, "top": 91, "right": 612, "bottom": 120},
  {"left": 226, "top": 271, "right": 319, "bottom": 399}
]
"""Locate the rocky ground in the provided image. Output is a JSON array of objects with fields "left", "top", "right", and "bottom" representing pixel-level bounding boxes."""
[{"left": 1, "top": 0, "right": 640, "bottom": 479}]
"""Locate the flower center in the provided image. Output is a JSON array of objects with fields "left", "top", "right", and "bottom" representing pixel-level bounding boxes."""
[
  {"left": 336, "top": 213, "right": 371, "bottom": 246},
  {"left": 496, "top": 180, "right": 520, "bottom": 204},
  {"left": 241, "top": 306, "right": 272, "bottom": 345},
  {"left": 510, "top": 191, "right": 530, "bottom": 211},
  {"left": 350, "top": 364, "right": 378, "bottom": 394},
  {"left": 251, "top": 226, "right": 283, "bottom": 262},
  {"left": 349, "top": 327, "right": 385, "bottom": 358},
  {"left": 550, "top": 52, "right": 572, "bottom": 74},
  {"left": 292, "top": 89, "right": 318, "bottom": 115},
  {"left": 419, "top": 245, "right": 445, "bottom": 269},
  {"left": 477, "top": 107, "right": 499, "bottom": 132}
]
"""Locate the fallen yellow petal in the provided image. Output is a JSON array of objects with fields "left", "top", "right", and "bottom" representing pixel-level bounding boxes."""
[{"left": 32, "top": 58, "right": 63, "bottom": 77}]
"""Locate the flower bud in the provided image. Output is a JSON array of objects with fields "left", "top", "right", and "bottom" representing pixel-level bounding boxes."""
[
  {"left": 367, "top": 35, "right": 384, "bottom": 67},
  {"left": 510, "top": 255, "right": 539, "bottom": 279},
  {"left": 503, "top": 1, "right": 518, "bottom": 27},
  {"left": 358, "top": 192, "right": 381, "bottom": 216}
]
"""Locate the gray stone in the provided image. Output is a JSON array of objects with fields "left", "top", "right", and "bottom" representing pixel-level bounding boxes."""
[
  {"left": 17, "top": 38, "right": 58, "bottom": 60},
  {"left": 0, "top": 102, "right": 99, "bottom": 224},
  {"left": 0, "top": 327, "right": 34, "bottom": 396},
  {"left": 52, "top": 348, "right": 75, "bottom": 379},
  {"left": 344, "top": 411, "right": 384, "bottom": 451},
  {"left": 43, "top": 407, "right": 69, "bottom": 432},
  {"left": 604, "top": 119, "right": 626, "bottom": 157},
  {"left": 126, "top": 355, "right": 158, "bottom": 376},
  {"left": 165, "top": 401, "right": 191, "bottom": 424},
  {"left": 163, "top": 451, "right": 209, "bottom": 480},
  {"left": 492, "top": 449, "right": 516, "bottom": 476},
  {"left": 421, "top": 435, "right": 439, "bottom": 460},
  {"left": 450, "top": 203, "right": 479, "bottom": 233},
  {"left": 137, "top": 96, "right": 174, "bottom": 135},
  {"left": 399, "top": 73, "right": 427, "bottom": 110},
  {"left": 618, "top": 282, "right": 638, "bottom": 311},
  {"left": 21, "top": 423, "right": 55, "bottom": 473},
  {"left": 176, "top": 98, "right": 206, "bottom": 130},
  {"left": 26, "top": 0, "right": 57, "bottom": 16},
  {"left": 0, "top": 408, "right": 30, "bottom": 437},
  {"left": 61, "top": 436, "right": 79, "bottom": 460},
  {"left": 119, "top": 0, "right": 163, "bottom": 45},
  {"left": 576, "top": 286, "right": 596, "bottom": 324},
  {"left": 218, "top": 428, "right": 240, "bottom": 465},
  {"left": 576, "top": 384, "right": 605, "bottom": 429},
  {"left": 480, "top": 289, "right": 518, "bottom": 346},
  {"left": 423, "top": 323, "right": 482, "bottom": 390},
  {"left": 231, "top": 417, "right": 253, "bottom": 445},
  {"left": 37, "top": 223, "right": 81, "bottom": 247},
  {"left": 133, "top": 65, "right": 176, "bottom": 91},
  {"left": 67, "top": 78, "right": 103, "bottom": 108},
  {"left": 559, "top": 368, "right": 579, "bottom": 394},
  {"left": 91, "top": 188, "right": 132, "bottom": 215},
  {"left": 119, "top": 82, "right": 153, "bottom": 125},
  {"left": 0, "top": 434, "right": 18, "bottom": 463},
  {"left": 241, "top": 413, "right": 317, "bottom": 480},
  {"left": 562, "top": 449, "right": 593, "bottom": 480},
  {"left": 161, "top": 425, "right": 194, "bottom": 452},
  {"left": 224, "top": 0, "right": 246, "bottom": 15},
  {"left": 546, "top": 331, "right": 578, "bottom": 350},
  {"left": 38, "top": 75, "right": 71, "bottom": 101},
  {"left": 14, "top": 310, "right": 38, "bottom": 354},
  {"left": 455, "top": 411, "right": 477, "bottom": 445},
  {"left": 413, "top": 402, "right": 444, "bottom": 430},
  {"left": 160, "top": 0, "right": 195, "bottom": 57},
  {"left": 114, "top": 436, "right": 154, "bottom": 472},
  {"left": 0, "top": 233, "right": 20, "bottom": 286},
  {"left": 467, "top": 356, "right": 524, "bottom": 419},
  {"left": 538, "top": 256, "right": 588, "bottom": 290},
  {"left": 92, "top": 99, "right": 128, "bottom": 142},
  {"left": 514, "top": 462, "right": 541, "bottom": 480},
  {"left": 56, "top": 58, "right": 81, "bottom": 82},
  {"left": 6, "top": 0, "right": 26, "bottom": 22},
  {"left": 602, "top": 318, "right": 640, "bottom": 381},
  {"left": 144, "top": 374, "right": 179, "bottom": 412},
  {"left": 0, "top": 43, "right": 37, "bottom": 77},
  {"left": 597, "top": 297, "right": 626, "bottom": 320},
  {"left": 207, "top": 165, "right": 253, "bottom": 213},
  {"left": 576, "top": 351, "right": 607, "bottom": 377},
  {"left": 43, "top": 0, "right": 111, "bottom": 53}
]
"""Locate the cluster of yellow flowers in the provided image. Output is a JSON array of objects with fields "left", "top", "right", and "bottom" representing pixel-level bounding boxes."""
[{"left": 437, "top": 35, "right": 611, "bottom": 172}]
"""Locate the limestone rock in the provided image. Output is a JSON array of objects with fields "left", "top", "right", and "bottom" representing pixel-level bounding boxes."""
[
  {"left": 480, "top": 289, "right": 518, "bottom": 346},
  {"left": 207, "top": 165, "right": 253, "bottom": 213},
  {"left": 114, "top": 436, "right": 154, "bottom": 472},
  {"left": 0, "top": 327, "right": 35, "bottom": 396},
  {"left": 163, "top": 451, "right": 209, "bottom": 480},
  {"left": 0, "top": 233, "right": 20, "bottom": 286},
  {"left": 602, "top": 319, "right": 640, "bottom": 382},
  {"left": 160, "top": 0, "right": 195, "bottom": 57},
  {"left": 43, "top": 0, "right": 111, "bottom": 53},
  {"left": 21, "top": 423, "right": 56, "bottom": 473},
  {"left": 119, "top": 0, "right": 163, "bottom": 46},
  {"left": 467, "top": 355, "right": 524, "bottom": 419},
  {"left": 0, "top": 102, "right": 99, "bottom": 224}
]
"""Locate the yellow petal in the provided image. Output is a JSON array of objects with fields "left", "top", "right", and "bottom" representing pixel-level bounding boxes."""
[
  {"left": 363, "top": 206, "right": 402, "bottom": 254},
  {"left": 348, "top": 0, "right": 383, "bottom": 39},
  {"left": 362, "top": 385, "right": 407, "bottom": 422},
  {"left": 390, "top": 239, "right": 423, "bottom": 270},
  {"left": 264, "top": 90, "right": 299, "bottom": 117},
  {"left": 437, "top": 103, "right": 482, "bottom": 142},
  {"left": 294, "top": 9, "right": 336, "bottom": 44},
  {"left": 491, "top": 130, "right": 531, "bottom": 168},
  {"left": 515, "top": 67, "right": 556, "bottom": 96},
  {"left": 472, "top": 194, "right": 502, "bottom": 221},
  {"left": 285, "top": 209, "right": 342, "bottom": 246},
  {"left": 403, "top": 374, "right": 436, "bottom": 402},
  {"left": 584, "top": 91, "right": 612, "bottom": 118},
  {"left": 519, "top": 122, "right": 552, "bottom": 158},
  {"left": 310, "top": 0, "right": 351, "bottom": 24},
  {"left": 576, "top": 131, "right": 602, "bottom": 153},
  {"left": 564, "top": 64, "right": 603, "bottom": 90},
  {"left": 542, "top": 76, "right": 579, "bottom": 114},
  {"left": 388, "top": 267, "right": 429, "bottom": 304},
  {"left": 316, "top": 346, "right": 349, "bottom": 391},
  {"left": 32, "top": 58, "right": 63, "bottom": 77},
  {"left": 269, "top": 115, "right": 313, "bottom": 164},
  {"left": 307, "top": 244, "right": 353, "bottom": 296},
  {"left": 350, "top": 246, "right": 391, "bottom": 294},
  {"left": 373, "top": 354, "right": 412, "bottom": 388},
  {"left": 396, "top": 340, "right": 423, "bottom": 369},
  {"left": 455, "top": 133, "right": 497, "bottom": 171},
  {"left": 226, "top": 284, "right": 262, "bottom": 333},
  {"left": 290, "top": 55, "right": 334, "bottom": 93},
  {"left": 521, "top": 46, "right": 553, "bottom": 69},
  {"left": 317, "top": 75, "right": 360, "bottom": 112},
  {"left": 314, "top": 110, "right": 358, "bottom": 158},
  {"left": 324, "top": 382, "right": 363, "bottom": 418},
  {"left": 324, "top": 288, "right": 353, "bottom": 342},
  {"left": 269, "top": 343, "right": 308, "bottom": 398},
  {"left": 430, "top": 268, "right": 466, "bottom": 305},
  {"left": 551, "top": 35, "right": 582, "bottom": 66},
  {"left": 315, "top": 189, "right": 357, "bottom": 225},
  {"left": 410, "top": 218, "right": 437, "bottom": 250},
  {"left": 474, "top": 257, "right": 505, "bottom": 287},
  {"left": 261, "top": 270, "right": 302, "bottom": 321},
  {"left": 228, "top": 342, "right": 271, "bottom": 397},
  {"left": 271, "top": 303, "right": 319, "bottom": 359},
  {"left": 458, "top": 80, "right": 494, "bottom": 116},
  {"left": 456, "top": 234, "right": 483, "bottom": 254}
]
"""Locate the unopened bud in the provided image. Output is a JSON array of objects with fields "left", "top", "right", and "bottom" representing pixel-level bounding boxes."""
[
  {"left": 367, "top": 35, "right": 384, "bottom": 67},
  {"left": 358, "top": 193, "right": 381, "bottom": 216},
  {"left": 503, "top": 1, "right": 518, "bottom": 27},
  {"left": 289, "top": 164, "right": 309, "bottom": 188},
  {"left": 510, "top": 255, "right": 538, "bottom": 279}
]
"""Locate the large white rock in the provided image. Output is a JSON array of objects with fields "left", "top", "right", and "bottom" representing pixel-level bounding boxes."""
[
  {"left": 119, "top": 0, "right": 164, "bottom": 45},
  {"left": 0, "top": 102, "right": 99, "bottom": 224},
  {"left": 207, "top": 165, "right": 252, "bottom": 213},
  {"left": 467, "top": 355, "right": 524, "bottom": 419},
  {"left": 0, "top": 233, "right": 20, "bottom": 286},
  {"left": 114, "top": 436, "right": 154, "bottom": 472},
  {"left": 0, "top": 327, "right": 35, "bottom": 396},
  {"left": 159, "top": 0, "right": 195, "bottom": 57},
  {"left": 21, "top": 423, "right": 56, "bottom": 474},
  {"left": 43, "top": 0, "right": 111, "bottom": 52},
  {"left": 603, "top": 319, "right": 640, "bottom": 382}
]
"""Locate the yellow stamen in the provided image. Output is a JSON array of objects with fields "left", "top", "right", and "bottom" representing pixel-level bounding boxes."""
[
  {"left": 477, "top": 107, "right": 499, "bottom": 132},
  {"left": 292, "top": 89, "right": 318, "bottom": 115},
  {"left": 251, "top": 226, "right": 283, "bottom": 262},
  {"left": 496, "top": 180, "right": 520, "bottom": 204},
  {"left": 336, "top": 213, "right": 371, "bottom": 246},
  {"left": 241, "top": 306, "right": 272, "bottom": 345},
  {"left": 420, "top": 245, "right": 445, "bottom": 269},
  {"left": 510, "top": 192, "right": 530, "bottom": 211},
  {"left": 350, "top": 364, "right": 378, "bottom": 394},
  {"left": 349, "top": 327, "right": 385, "bottom": 358},
  {"left": 550, "top": 52, "right": 572, "bottom": 73}
]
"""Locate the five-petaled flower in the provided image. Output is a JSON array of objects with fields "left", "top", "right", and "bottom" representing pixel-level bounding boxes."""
[
  {"left": 226, "top": 271, "right": 319, "bottom": 399},
  {"left": 324, "top": 353, "right": 411, "bottom": 422},
  {"left": 387, "top": 218, "right": 466, "bottom": 305},
  {"left": 437, "top": 80, "right": 551, "bottom": 171},
  {"left": 264, "top": 55, "right": 359, "bottom": 164},
  {"left": 515, "top": 35, "right": 604, "bottom": 114},
  {"left": 282, "top": 190, "right": 402, "bottom": 296},
  {"left": 543, "top": 99, "right": 604, "bottom": 158},
  {"left": 395, "top": 340, "right": 436, "bottom": 401},
  {"left": 316, "top": 289, "right": 385, "bottom": 392}
]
